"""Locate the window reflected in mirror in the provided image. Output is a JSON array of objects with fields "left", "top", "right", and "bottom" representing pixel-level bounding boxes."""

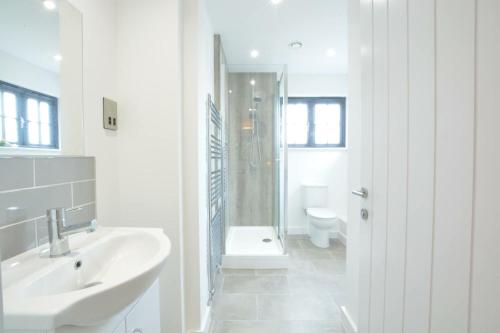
[
  {"left": 0, "top": 81, "right": 58, "bottom": 148},
  {"left": 0, "top": 0, "right": 83, "bottom": 153}
]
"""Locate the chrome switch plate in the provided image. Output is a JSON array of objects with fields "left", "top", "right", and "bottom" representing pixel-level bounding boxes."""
[{"left": 103, "top": 98, "right": 118, "bottom": 130}]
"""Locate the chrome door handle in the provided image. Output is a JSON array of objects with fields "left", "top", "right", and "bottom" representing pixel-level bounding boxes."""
[{"left": 352, "top": 188, "right": 368, "bottom": 198}]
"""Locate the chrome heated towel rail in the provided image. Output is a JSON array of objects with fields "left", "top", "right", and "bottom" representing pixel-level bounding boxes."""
[{"left": 207, "top": 94, "right": 224, "bottom": 304}]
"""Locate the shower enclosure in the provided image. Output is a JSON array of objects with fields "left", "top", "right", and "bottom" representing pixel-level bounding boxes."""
[{"left": 222, "top": 65, "right": 288, "bottom": 268}]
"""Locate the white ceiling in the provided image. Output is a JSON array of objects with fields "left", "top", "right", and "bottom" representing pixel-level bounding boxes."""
[
  {"left": 0, "top": 0, "right": 60, "bottom": 73},
  {"left": 207, "top": 0, "right": 348, "bottom": 74}
]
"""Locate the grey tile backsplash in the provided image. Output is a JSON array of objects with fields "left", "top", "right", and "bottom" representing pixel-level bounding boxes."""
[
  {"left": 0, "top": 156, "right": 96, "bottom": 261},
  {"left": 0, "top": 158, "right": 33, "bottom": 191},
  {"left": 35, "top": 157, "right": 95, "bottom": 186},
  {"left": 0, "top": 184, "right": 72, "bottom": 226}
]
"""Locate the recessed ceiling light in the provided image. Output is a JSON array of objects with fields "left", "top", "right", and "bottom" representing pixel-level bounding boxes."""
[
  {"left": 289, "top": 41, "right": 303, "bottom": 49},
  {"left": 54, "top": 54, "right": 63, "bottom": 62},
  {"left": 43, "top": 0, "right": 57, "bottom": 10},
  {"left": 271, "top": 0, "right": 283, "bottom": 4},
  {"left": 326, "top": 48, "right": 337, "bottom": 57},
  {"left": 250, "top": 49, "right": 259, "bottom": 58},
  {"left": 250, "top": 79, "right": 256, "bottom": 86}
]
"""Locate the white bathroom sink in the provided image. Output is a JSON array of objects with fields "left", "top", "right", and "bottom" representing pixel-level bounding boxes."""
[{"left": 2, "top": 227, "right": 171, "bottom": 330}]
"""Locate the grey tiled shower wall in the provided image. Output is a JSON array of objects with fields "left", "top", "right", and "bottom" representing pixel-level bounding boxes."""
[
  {"left": 0, "top": 156, "right": 96, "bottom": 260},
  {"left": 228, "top": 73, "right": 277, "bottom": 227}
]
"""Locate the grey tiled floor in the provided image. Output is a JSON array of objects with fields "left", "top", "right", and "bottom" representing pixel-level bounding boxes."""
[{"left": 210, "top": 236, "right": 346, "bottom": 333}]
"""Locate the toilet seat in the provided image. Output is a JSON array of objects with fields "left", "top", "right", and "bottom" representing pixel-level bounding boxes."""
[{"left": 306, "top": 208, "right": 337, "bottom": 219}]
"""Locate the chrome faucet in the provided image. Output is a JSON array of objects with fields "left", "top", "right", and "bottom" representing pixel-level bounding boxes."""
[{"left": 47, "top": 207, "right": 97, "bottom": 257}]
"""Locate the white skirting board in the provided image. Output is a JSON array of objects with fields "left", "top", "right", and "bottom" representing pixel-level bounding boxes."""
[
  {"left": 189, "top": 306, "right": 212, "bottom": 333},
  {"left": 288, "top": 226, "right": 347, "bottom": 245},
  {"left": 341, "top": 306, "right": 358, "bottom": 333}
]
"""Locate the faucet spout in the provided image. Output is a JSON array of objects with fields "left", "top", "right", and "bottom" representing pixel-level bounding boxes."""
[{"left": 47, "top": 207, "right": 97, "bottom": 257}]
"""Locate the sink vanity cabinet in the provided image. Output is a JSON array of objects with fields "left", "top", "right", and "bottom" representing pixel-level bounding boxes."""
[
  {"left": 112, "top": 280, "right": 161, "bottom": 333},
  {"left": 4, "top": 280, "right": 160, "bottom": 333},
  {"left": 2, "top": 228, "right": 170, "bottom": 333}
]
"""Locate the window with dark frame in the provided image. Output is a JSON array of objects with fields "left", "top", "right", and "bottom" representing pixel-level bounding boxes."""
[
  {"left": 287, "top": 97, "right": 346, "bottom": 148},
  {"left": 0, "top": 81, "right": 59, "bottom": 149}
]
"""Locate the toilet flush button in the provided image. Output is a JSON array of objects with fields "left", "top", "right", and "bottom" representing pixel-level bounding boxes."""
[{"left": 361, "top": 209, "right": 369, "bottom": 220}]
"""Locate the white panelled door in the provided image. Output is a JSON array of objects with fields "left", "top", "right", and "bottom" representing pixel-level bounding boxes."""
[
  {"left": 355, "top": 0, "right": 500, "bottom": 333},
  {"left": 356, "top": 0, "right": 433, "bottom": 332},
  {"left": 356, "top": 0, "right": 430, "bottom": 332}
]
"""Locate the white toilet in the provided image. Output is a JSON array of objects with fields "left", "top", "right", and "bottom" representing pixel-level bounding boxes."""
[{"left": 302, "top": 184, "right": 337, "bottom": 248}]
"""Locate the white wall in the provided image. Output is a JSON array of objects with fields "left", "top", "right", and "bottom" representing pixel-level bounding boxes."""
[
  {"left": 287, "top": 74, "right": 348, "bottom": 235},
  {"left": 288, "top": 74, "right": 347, "bottom": 97},
  {"left": 114, "top": 2, "right": 184, "bottom": 333},
  {"left": 71, "top": 1, "right": 216, "bottom": 332},
  {"left": 182, "top": 0, "right": 214, "bottom": 331},
  {"left": 350, "top": 1, "right": 500, "bottom": 333},
  {"left": 70, "top": 0, "right": 185, "bottom": 332}
]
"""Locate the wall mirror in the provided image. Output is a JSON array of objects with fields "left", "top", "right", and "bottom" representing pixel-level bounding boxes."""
[{"left": 0, "top": 0, "right": 83, "bottom": 155}]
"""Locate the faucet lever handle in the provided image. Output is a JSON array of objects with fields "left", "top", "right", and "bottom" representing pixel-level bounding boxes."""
[{"left": 64, "top": 208, "right": 97, "bottom": 232}]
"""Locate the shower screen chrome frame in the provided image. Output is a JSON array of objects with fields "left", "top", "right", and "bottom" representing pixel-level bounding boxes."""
[
  {"left": 272, "top": 66, "right": 288, "bottom": 253},
  {"left": 279, "top": 67, "right": 289, "bottom": 253}
]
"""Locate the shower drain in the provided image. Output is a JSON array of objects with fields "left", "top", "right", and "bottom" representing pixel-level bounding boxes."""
[{"left": 262, "top": 238, "right": 272, "bottom": 243}]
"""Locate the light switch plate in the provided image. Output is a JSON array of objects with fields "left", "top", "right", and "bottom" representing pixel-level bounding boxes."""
[{"left": 103, "top": 98, "right": 118, "bottom": 130}]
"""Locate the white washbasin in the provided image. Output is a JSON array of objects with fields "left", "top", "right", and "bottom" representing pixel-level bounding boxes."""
[{"left": 2, "top": 227, "right": 171, "bottom": 330}]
